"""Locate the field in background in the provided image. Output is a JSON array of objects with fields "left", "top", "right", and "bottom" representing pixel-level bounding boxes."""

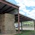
[{"left": 14, "top": 21, "right": 34, "bottom": 30}]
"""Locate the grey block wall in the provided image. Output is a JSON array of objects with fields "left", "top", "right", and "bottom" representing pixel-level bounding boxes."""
[{"left": 0, "top": 13, "right": 16, "bottom": 35}]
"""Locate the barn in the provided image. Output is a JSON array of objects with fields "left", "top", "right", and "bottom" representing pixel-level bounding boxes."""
[{"left": 0, "top": 0, "right": 35, "bottom": 35}]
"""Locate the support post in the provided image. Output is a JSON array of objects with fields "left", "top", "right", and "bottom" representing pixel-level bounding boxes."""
[
  {"left": 34, "top": 20, "right": 35, "bottom": 30},
  {"left": 18, "top": 8, "right": 20, "bottom": 33},
  {"left": 21, "top": 21, "right": 22, "bottom": 31},
  {"left": 0, "top": 0, "right": 2, "bottom": 1}
]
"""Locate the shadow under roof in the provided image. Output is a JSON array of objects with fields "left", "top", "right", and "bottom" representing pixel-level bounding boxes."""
[
  {"left": 15, "top": 14, "right": 34, "bottom": 22},
  {"left": 0, "top": 0, "right": 19, "bottom": 14}
]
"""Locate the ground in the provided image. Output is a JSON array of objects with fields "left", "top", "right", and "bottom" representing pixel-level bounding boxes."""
[{"left": 16, "top": 30, "right": 35, "bottom": 35}]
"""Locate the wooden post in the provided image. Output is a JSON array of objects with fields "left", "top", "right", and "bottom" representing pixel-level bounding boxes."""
[
  {"left": 0, "top": 0, "right": 2, "bottom": 1},
  {"left": 21, "top": 21, "right": 22, "bottom": 31},
  {"left": 18, "top": 8, "right": 20, "bottom": 33},
  {"left": 34, "top": 20, "right": 35, "bottom": 30}
]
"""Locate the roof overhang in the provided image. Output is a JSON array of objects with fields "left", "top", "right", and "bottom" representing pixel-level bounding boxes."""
[
  {"left": 15, "top": 14, "right": 34, "bottom": 22},
  {"left": 0, "top": 0, "right": 19, "bottom": 9},
  {"left": 0, "top": 0, "right": 19, "bottom": 14}
]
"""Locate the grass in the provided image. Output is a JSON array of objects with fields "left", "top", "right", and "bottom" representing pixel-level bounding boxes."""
[{"left": 16, "top": 30, "right": 35, "bottom": 35}]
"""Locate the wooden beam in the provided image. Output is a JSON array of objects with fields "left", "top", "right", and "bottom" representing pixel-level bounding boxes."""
[
  {"left": 0, "top": 4, "right": 6, "bottom": 10},
  {"left": 2, "top": 7, "right": 11, "bottom": 12},
  {"left": 0, "top": 0, "right": 19, "bottom": 9}
]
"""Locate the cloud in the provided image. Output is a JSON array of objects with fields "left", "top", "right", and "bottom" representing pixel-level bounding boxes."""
[
  {"left": 15, "top": 0, "right": 35, "bottom": 20},
  {"left": 23, "top": 0, "right": 35, "bottom": 7},
  {"left": 28, "top": 9, "right": 35, "bottom": 19}
]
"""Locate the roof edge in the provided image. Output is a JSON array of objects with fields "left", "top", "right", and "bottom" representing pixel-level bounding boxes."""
[{"left": 0, "top": 0, "right": 19, "bottom": 9}]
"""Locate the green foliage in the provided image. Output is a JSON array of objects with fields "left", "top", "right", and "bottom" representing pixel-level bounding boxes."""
[{"left": 22, "top": 21, "right": 34, "bottom": 27}]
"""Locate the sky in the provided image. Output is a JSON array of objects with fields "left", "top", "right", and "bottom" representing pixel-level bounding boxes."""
[{"left": 6, "top": 0, "right": 35, "bottom": 20}]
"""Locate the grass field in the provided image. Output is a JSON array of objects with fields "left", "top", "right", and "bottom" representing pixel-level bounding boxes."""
[{"left": 16, "top": 30, "right": 35, "bottom": 35}]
